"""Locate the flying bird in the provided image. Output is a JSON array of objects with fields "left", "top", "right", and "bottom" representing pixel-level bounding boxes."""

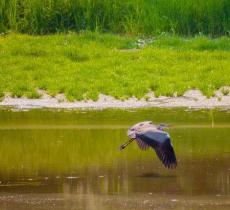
[{"left": 120, "top": 121, "right": 177, "bottom": 168}]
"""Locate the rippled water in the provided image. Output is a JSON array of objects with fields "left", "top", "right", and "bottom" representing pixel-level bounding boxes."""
[{"left": 0, "top": 108, "right": 229, "bottom": 210}]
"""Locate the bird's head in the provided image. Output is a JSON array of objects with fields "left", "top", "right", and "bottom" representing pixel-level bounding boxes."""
[
  {"left": 157, "top": 123, "right": 169, "bottom": 131},
  {"left": 127, "top": 121, "right": 153, "bottom": 139}
]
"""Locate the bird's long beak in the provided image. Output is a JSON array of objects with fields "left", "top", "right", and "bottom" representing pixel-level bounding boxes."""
[{"left": 119, "top": 138, "right": 134, "bottom": 150}]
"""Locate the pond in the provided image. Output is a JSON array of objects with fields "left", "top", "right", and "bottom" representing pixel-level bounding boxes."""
[{"left": 0, "top": 108, "right": 229, "bottom": 210}]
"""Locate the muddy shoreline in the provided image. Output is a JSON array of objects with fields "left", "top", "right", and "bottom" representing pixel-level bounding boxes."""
[{"left": 1, "top": 89, "right": 230, "bottom": 110}]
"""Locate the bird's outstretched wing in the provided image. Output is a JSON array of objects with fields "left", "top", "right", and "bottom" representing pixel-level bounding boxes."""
[
  {"left": 135, "top": 138, "right": 149, "bottom": 150},
  {"left": 154, "top": 139, "right": 177, "bottom": 168},
  {"left": 136, "top": 130, "right": 177, "bottom": 168}
]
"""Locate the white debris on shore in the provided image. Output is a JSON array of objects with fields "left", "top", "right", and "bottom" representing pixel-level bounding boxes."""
[{"left": 1, "top": 89, "right": 230, "bottom": 110}]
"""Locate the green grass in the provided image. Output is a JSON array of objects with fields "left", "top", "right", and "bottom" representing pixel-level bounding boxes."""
[
  {"left": 153, "top": 34, "right": 230, "bottom": 51},
  {"left": 0, "top": 32, "right": 230, "bottom": 100},
  {"left": 221, "top": 87, "right": 230, "bottom": 96},
  {"left": 0, "top": 0, "right": 229, "bottom": 35}
]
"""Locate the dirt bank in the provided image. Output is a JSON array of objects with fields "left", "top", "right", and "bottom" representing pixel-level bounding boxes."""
[{"left": 1, "top": 89, "right": 230, "bottom": 110}]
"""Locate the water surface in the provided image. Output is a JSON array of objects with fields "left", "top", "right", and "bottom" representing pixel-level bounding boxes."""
[{"left": 0, "top": 108, "right": 229, "bottom": 210}]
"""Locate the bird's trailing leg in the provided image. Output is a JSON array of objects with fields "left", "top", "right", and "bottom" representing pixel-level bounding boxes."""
[{"left": 120, "top": 138, "right": 134, "bottom": 150}]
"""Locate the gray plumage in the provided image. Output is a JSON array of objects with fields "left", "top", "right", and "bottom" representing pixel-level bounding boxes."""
[{"left": 125, "top": 121, "right": 177, "bottom": 169}]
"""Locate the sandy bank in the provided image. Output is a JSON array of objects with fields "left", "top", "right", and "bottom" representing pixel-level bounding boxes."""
[{"left": 1, "top": 89, "right": 230, "bottom": 110}]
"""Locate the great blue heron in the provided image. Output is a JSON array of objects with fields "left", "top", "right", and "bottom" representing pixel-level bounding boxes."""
[{"left": 120, "top": 121, "right": 177, "bottom": 169}]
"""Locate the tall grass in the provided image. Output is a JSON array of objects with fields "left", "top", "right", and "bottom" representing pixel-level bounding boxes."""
[{"left": 0, "top": 0, "right": 229, "bottom": 35}]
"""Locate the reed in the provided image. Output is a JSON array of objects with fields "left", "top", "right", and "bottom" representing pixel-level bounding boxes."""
[{"left": 0, "top": 0, "right": 229, "bottom": 35}]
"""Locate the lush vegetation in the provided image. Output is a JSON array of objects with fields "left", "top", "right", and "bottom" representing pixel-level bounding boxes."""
[
  {"left": 0, "top": 0, "right": 229, "bottom": 100},
  {"left": 0, "top": 0, "right": 229, "bottom": 35},
  {"left": 0, "top": 32, "right": 229, "bottom": 100}
]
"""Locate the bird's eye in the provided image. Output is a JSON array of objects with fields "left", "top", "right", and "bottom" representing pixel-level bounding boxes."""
[{"left": 131, "top": 128, "right": 135, "bottom": 131}]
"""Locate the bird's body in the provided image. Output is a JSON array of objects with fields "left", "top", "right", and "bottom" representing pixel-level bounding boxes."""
[{"left": 120, "top": 121, "right": 177, "bottom": 169}]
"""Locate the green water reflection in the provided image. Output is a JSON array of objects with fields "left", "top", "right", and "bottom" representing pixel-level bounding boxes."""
[{"left": 0, "top": 108, "right": 229, "bottom": 209}]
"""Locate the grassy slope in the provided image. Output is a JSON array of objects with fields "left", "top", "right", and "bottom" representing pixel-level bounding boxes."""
[{"left": 0, "top": 32, "right": 229, "bottom": 101}]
